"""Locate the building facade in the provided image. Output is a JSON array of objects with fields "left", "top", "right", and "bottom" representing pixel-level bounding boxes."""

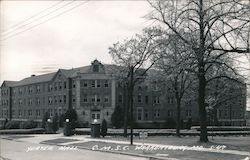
[{"left": 0, "top": 60, "right": 247, "bottom": 127}]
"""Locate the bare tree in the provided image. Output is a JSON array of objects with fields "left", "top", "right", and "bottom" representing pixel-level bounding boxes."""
[
  {"left": 205, "top": 61, "right": 246, "bottom": 125},
  {"left": 155, "top": 34, "right": 194, "bottom": 136},
  {"left": 109, "top": 28, "right": 161, "bottom": 145},
  {"left": 148, "top": 0, "right": 250, "bottom": 142}
]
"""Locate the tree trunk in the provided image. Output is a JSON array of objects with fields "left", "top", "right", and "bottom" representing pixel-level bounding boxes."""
[
  {"left": 198, "top": 72, "right": 208, "bottom": 142},
  {"left": 176, "top": 98, "right": 181, "bottom": 137},
  {"left": 129, "top": 67, "right": 134, "bottom": 145},
  {"left": 123, "top": 85, "right": 128, "bottom": 137},
  {"left": 198, "top": 0, "right": 208, "bottom": 143},
  {"left": 213, "top": 109, "right": 219, "bottom": 126}
]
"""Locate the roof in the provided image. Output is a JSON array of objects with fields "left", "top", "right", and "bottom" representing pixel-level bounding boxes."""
[
  {"left": 1, "top": 60, "right": 160, "bottom": 87},
  {"left": 1, "top": 81, "right": 17, "bottom": 87},
  {"left": 12, "top": 72, "right": 56, "bottom": 87}
]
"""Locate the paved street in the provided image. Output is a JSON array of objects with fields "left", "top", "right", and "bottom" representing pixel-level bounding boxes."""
[
  {"left": 0, "top": 138, "right": 148, "bottom": 160},
  {"left": 1, "top": 134, "right": 250, "bottom": 160}
]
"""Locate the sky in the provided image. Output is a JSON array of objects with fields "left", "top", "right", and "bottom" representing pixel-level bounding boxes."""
[
  {"left": 0, "top": 0, "right": 152, "bottom": 83},
  {"left": 0, "top": 0, "right": 249, "bottom": 110}
]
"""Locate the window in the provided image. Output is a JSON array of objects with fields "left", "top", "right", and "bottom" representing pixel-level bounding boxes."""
[
  {"left": 18, "top": 88, "right": 22, "bottom": 94},
  {"left": 168, "top": 97, "right": 174, "bottom": 104},
  {"left": 72, "top": 80, "right": 76, "bottom": 88},
  {"left": 186, "top": 110, "right": 192, "bottom": 117},
  {"left": 28, "top": 99, "right": 32, "bottom": 105},
  {"left": 64, "top": 81, "right": 67, "bottom": 89},
  {"left": 154, "top": 109, "right": 160, "bottom": 118},
  {"left": 59, "top": 96, "right": 62, "bottom": 103},
  {"left": 54, "top": 83, "right": 57, "bottom": 90},
  {"left": 168, "top": 110, "right": 174, "bottom": 117},
  {"left": 49, "top": 84, "right": 53, "bottom": 92},
  {"left": 37, "top": 98, "right": 40, "bottom": 105},
  {"left": 48, "top": 97, "right": 52, "bottom": 104},
  {"left": 83, "top": 81, "right": 88, "bottom": 87},
  {"left": 145, "top": 96, "right": 149, "bottom": 104},
  {"left": 106, "top": 112, "right": 109, "bottom": 116},
  {"left": 153, "top": 96, "right": 160, "bottom": 104},
  {"left": 83, "top": 95, "right": 88, "bottom": 102},
  {"left": 239, "top": 109, "right": 243, "bottom": 117},
  {"left": 59, "top": 82, "right": 62, "bottom": 89},
  {"left": 54, "top": 96, "right": 57, "bottom": 103},
  {"left": 104, "top": 80, "right": 109, "bottom": 88},
  {"left": 28, "top": 87, "right": 32, "bottom": 94},
  {"left": 97, "top": 113, "right": 100, "bottom": 119},
  {"left": 28, "top": 110, "right": 32, "bottom": 116},
  {"left": 19, "top": 99, "right": 22, "bottom": 105},
  {"left": 138, "top": 86, "right": 142, "bottom": 90},
  {"left": 137, "top": 108, "right": 143, "bottom": 120},
  {"left": 63, "top": 95, "right": 66, "bottom": 104},
  {"left": 91, "top": 80, "right": 96, "bottom": 88},
  {"left": 144, "top": 109, "right": 148, "bottom": 119},
  {"left": 97, "top": 80, "right": 101, "bottom": 88},
  {"left": 96, "top": 95, "right": 101, "bottom": 102},
  {"left": 36, "top": 110, "right": 40, "bottom": 117},
  {"left": 36, "top": 85, "right": 40, "bottom": 92},
  {"left": 49, "top": 109, "right": 53, "bottom": 117},
  {"left": 104, "top": 96, "right": 109, "bottom": 103},
  {"left": 138, "top": 94, "right": 142, "bottom": 103},
  {"left": 91, "top": 96, "right": 95, "bottom": 102}
]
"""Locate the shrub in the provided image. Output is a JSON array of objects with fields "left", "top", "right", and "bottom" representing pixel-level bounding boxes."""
[
  {"left": 65, "top": 109, "right": 78, "bottom": 130},
  {"left": 5, "top": 121, "right": 21, "bottom": 129},
  {"left": 19, "top": 120, "right": 37, "bottom": 129},
  {"left": 3, "top": 118, "right": 8, "bottom": 129},
  {"left": 64, "top": 121, "right": 73, "bottom": 136},
  {"left": 59, "top": 113, "right": 65, "bottom": 127},
  {"left": 111, "top": 105, "right": 124, "bottom": 128},
  {"left": 186, "top": 118, "right": 192, "bottom": 130},
  {"left": 42, "top": 112, "right": 50, "bottom": 128},
  {"left": 101, "top": 119, "right": 108, "bottom": 137},
  {"left": 165, "top": 118, "right": 176, "bottom": 129},
  {"left": 65, "top": 109, "right": 78, "bottom": 122},
  {"left": 52, "top": 113, "right": 59, "bottom": 132}
]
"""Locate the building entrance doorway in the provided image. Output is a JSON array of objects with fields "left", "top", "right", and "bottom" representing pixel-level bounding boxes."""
[{"left": 91, "top": 111, "right": 101, "bottom": 122}]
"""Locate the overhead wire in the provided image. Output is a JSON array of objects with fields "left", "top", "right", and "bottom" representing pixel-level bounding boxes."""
[
  {"left": 1, "top": 0, "right": 76, "bottom": 38},
  {"left": 1, "top": 0, "right": 65, "bottom": 34},
  {"left": 1, "top": 0, "right": 90, "bottom": 41}
]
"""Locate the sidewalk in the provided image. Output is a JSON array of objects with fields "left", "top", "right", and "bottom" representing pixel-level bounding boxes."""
[{"left": 2, "top": 133, "right": 250, "bottom": 160}]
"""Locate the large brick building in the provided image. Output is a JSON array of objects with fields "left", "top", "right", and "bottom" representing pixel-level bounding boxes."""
[{"left": 0, "top": 60, "right": 247, "bottom": 127}]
